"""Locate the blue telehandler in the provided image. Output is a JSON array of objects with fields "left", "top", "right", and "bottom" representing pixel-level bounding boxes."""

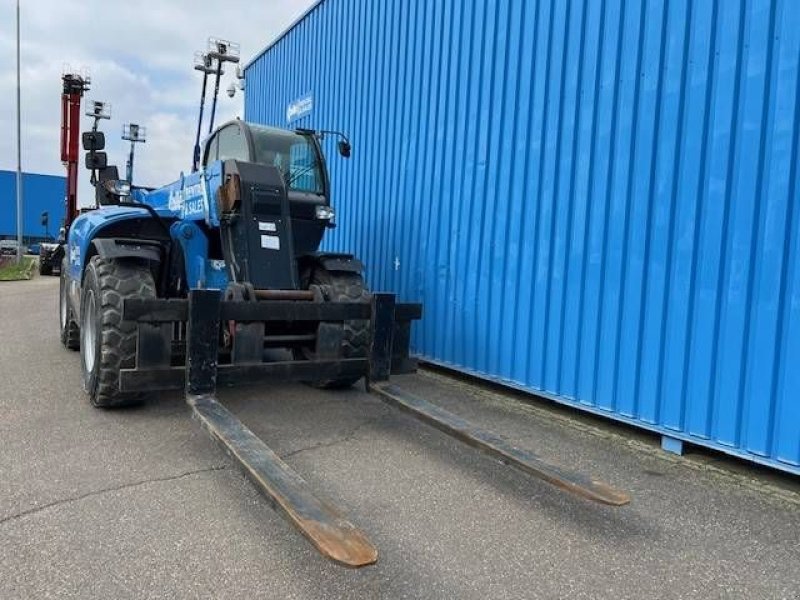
[{"left": 56, "top": 41, "right": 628, "bottom": 567}]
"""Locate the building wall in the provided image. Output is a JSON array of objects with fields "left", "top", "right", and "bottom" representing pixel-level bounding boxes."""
[
  {"left": 0, "top": 170, "right": 65, "bottom": 241},
  {"left": 245, "top": 0, "right": 800, "bottom": 475}
]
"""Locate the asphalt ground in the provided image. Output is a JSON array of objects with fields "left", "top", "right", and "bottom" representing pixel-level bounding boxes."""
[{"left": 1, "top": 276, "right": 798, "bottom": 599}]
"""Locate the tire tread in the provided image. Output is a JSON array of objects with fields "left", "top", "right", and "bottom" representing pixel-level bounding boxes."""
[
  {"left": 60, "top": 258, "right": 80, "bottom": 350},
  {"left": 84, "top": 257, "right": 155, "bottom": 408},
  {"left": 301, "top": 268, "right": 370, "bottom": 389}
]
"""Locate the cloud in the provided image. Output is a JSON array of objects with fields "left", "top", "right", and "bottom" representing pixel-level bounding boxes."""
[{"left": 0, "top": 0, "right": 315, "bottom": 205}]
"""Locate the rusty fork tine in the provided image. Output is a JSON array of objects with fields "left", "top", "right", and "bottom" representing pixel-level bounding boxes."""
[
  {"left": 188, "top": 393, "right": 378, "bottom": 567},
  {"left": 371, "top": 383, "right": 630, "bottom": 507}
]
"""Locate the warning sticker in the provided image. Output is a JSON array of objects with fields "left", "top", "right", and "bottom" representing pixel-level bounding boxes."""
[
  {"left": 258, "top": 221, "right": 277, "bottom": 232},
  {"left": 261, "top": 235, "right": 280, "bottom": 250}
]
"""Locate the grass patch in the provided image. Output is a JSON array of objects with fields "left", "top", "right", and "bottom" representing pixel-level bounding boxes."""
[{"left": 0, "top": 256, "right": 37, "bottom": 281}]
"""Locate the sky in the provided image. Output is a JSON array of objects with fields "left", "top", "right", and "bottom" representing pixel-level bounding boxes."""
[{"left": 0, "top": 0, "right": 315, "bottom": 205}]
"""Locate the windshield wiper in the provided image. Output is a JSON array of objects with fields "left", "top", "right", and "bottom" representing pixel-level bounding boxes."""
[{"left": 286, "top": 161, "right": 318, "bottom": 188}]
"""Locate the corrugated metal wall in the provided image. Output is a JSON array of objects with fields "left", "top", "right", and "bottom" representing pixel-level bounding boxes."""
[
  {"left": 245, "top": 0, "right": 800, "bottom": 475},
  {"left": 0, "top": 170, "right": 65, "bottom": 240}
]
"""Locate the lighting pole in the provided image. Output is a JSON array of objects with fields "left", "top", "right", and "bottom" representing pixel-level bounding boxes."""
[
  {"left": 206, "top": 38, "right": 240, "bottom": 136},
  {"left": 190, "top": 39, "right": 239, "bottom": 172},
  {"left": 192, "top": 51, "right": 215, "bottom": 172},
  {"left": 122, "top": 123, "right": 146, "bottom": 182},
  {"left": 15, "top": 0, "right": 23, "bottom": 263}
]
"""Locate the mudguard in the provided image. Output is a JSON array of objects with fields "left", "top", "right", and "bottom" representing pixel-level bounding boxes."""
[
  {"left": 91, "top": 238, "right": 162, "bottom": 263},
  {"left": 311, "top": 253, "right": 363, "bottom": 274}
]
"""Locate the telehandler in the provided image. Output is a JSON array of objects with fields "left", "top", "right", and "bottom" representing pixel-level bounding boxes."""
[{"left": 57, "top": 39, "right": 628, "bottom": 567}]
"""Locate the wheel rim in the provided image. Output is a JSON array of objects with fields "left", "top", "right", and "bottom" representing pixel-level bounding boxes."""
[{"left": 82, "top": 289, "right": 96, "bottom": 373}]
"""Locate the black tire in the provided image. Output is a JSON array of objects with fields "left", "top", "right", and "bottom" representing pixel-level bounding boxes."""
[
  {"left": 59, "top": 258, "right": 80, "bottom": 350},
  {"left": 80, "top": 256, "right": 155, "bottom": 408},
  {"left": 296, "top": 268, "right": 370, "bottom": 388},
  {"left": 40, "top": 261, "right": 52, "bottom": 276}
]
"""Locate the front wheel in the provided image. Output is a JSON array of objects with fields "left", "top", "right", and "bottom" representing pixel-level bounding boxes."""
[
  {"left": 80, "top": 257, "right": 156, "bottom": 408},
  {"left": 295, "top": 267, "right": 370, "bottom": 389}
]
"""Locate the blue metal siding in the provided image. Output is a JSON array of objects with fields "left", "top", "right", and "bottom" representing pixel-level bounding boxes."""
[
  {"left": 245, "top": 0, "right": 800, "bottom": 474},
  {"left": 0, "top": 170, "right": 65, "bottom": 239}
]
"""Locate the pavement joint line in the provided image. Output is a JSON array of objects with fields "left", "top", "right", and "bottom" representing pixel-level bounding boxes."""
[
  {"left": 0, "top": 465, "right": 229, "bottom": 526},
  {"left": 418, "top": 368, "right": 800, "bottom": 508},
  {"left": 280, "top": 411, "right": 390, "bottom": 460}
]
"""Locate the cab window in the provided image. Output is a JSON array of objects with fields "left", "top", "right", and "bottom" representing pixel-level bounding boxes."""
[
  {"left": 216, "top": 124, "right": 250, "bottom": 161},
  {"left": 202, "top": 134, "right": 219, "bottom": 167},
  {"left": 249, "top": 125, "right": 324, "bottom": 194}
]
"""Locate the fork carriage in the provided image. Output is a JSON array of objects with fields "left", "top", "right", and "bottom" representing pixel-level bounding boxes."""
[{"left": 120, "top": 291, "right": 420, "bottom": 394}]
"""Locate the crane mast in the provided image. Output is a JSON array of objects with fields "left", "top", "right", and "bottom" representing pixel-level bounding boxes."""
[{"left": 60, "top": 73, "right": 89, "bottom": 231}]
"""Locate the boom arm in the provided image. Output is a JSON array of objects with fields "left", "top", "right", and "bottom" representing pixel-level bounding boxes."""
[{"left": 61, "top": 74, "right": 89, "bottom": 231}]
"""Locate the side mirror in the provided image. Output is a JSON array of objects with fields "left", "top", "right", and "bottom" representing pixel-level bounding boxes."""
[
  {"left": 338, "top": 140, "right": 351, "bottom": 158},
  {"left": 82, "top": 131, "right": 105, "bottom": 151},
  {"left": 85, "top": 151, "right": 108, "bottom": 170}
]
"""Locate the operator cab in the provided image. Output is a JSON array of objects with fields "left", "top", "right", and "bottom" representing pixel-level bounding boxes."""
[
  {"left": 204, "top": 120, "right": 341, "bottom": 289},
  {"left": 203, "top": 121, "right": 329, "bottom": 203}
]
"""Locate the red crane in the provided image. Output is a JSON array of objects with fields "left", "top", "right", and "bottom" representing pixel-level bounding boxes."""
[{"left": 60, "top": 73, "right": 89, "bottom": 231}]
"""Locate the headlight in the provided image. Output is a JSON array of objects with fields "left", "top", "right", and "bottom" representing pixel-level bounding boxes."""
[
  {"left": 103, "top": 179, "right": 131, "bottom": 196},
  {"left": 315, "top": 205, "right": 335, "bottom": 221},
  {"left": 113, "top": 180, "right": 132, "bottom": 196}
]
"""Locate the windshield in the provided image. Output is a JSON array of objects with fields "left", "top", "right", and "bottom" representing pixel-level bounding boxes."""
[{"left": 249, "top": 125, "right": 324, "bottom": 194}]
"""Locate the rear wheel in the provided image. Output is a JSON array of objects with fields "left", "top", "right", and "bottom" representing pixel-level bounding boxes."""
[
  {"left": 295, "top": 267, "right": 370, "bottom": 388},
  {"left": 80, "top": 256, "right": 155, "bottom": 408},
  {"left": 59, "top": 258, "right": 80, "bottom": 350}
]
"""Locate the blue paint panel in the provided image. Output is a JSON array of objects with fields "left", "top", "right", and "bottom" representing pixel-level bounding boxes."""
[
  {"left": 771, "top": 0, "right": 800, "bottom": 465},
  {"left": 0, "top": 170, "right": 65, "bottom": 240},
  {"left": 66, "top": 162, "right": 225, "bottom": 282},
  {"left": 578, "top": 0, "right": 622, "bottom": 409},
  {"left": 245, "top": 0, "right": 800, "bottom": 475},
  {"left": 715, "top": 1, "right": 773, "bottom": 449},
  {"left": 560, "top": 0, "right": 602, "bottom": 400},
  {"left": 639, "top": 0, "right": 689, "bottom": 429},
  {"left": 684, "top": 0, "right": 731, "bottom": 441}
]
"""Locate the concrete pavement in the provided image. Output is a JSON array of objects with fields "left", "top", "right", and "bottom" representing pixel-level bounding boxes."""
[{"left": 1, "top": 276, "right": 798, "bottom": 599}]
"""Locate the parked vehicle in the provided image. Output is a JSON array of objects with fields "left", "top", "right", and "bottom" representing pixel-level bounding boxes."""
[
  {"left": 0, "top": 240, "right": 26, "bottom": 256},
  {"left": 38, "top": 241, "right": 62, "bottom": 276}
]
